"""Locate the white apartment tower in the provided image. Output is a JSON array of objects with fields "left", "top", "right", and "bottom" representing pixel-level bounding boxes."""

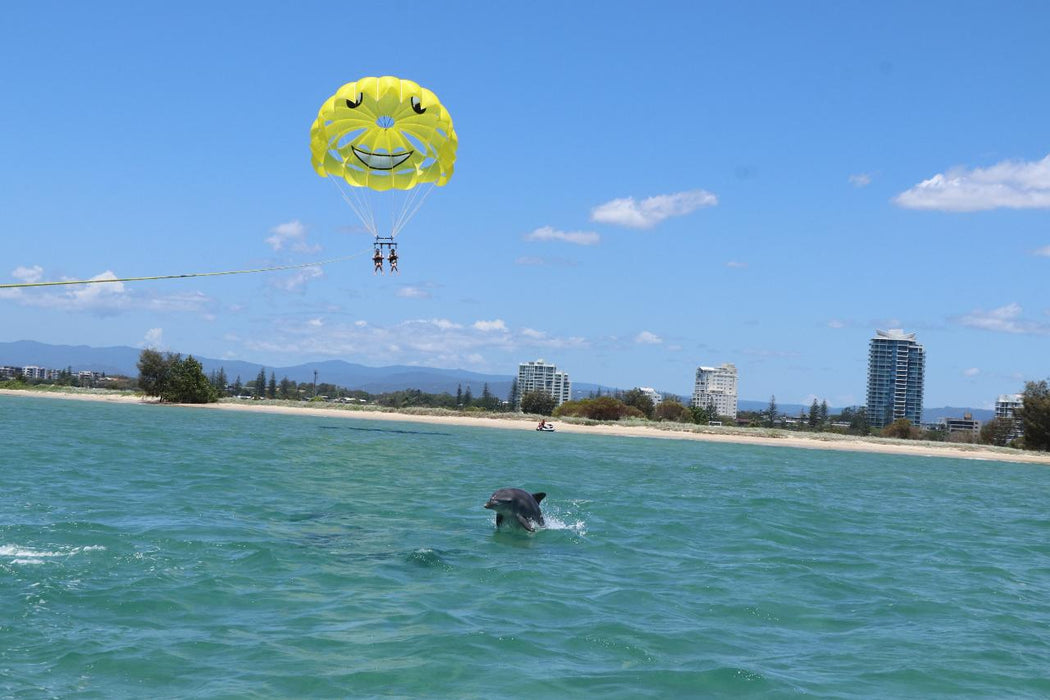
[
  {"left": 691, "top": 363, "right": 738, "bottom": 419},
  {"left": 995, "top": 393, "right": 1024, "bottom": 440},
  {"left": 995, "top": 393, "right": 1023, "bottom": 420},
  {"left": 866, "top": 329, "right": 925, "bottom": 429},
  {"left": 517, "top": 359, "right": 571, "bottom": 407}
]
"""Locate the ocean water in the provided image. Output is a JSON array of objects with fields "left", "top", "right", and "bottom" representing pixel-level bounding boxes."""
[{"left": 3, "top": 395, "right": 1050, "bottom": 698}]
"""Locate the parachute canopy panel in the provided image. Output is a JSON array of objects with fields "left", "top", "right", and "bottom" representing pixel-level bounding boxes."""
[{"left": 310, "top": 76, "right": 458, "bottom": 192}]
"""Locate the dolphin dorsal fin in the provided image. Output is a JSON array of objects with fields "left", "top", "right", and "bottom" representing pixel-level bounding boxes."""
[{"left": 532, "top": 492, "right": 547, "bottom": 504}]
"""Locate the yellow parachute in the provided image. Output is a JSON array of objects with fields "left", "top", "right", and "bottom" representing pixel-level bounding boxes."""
[{"left": 310, "top": 76, "right": 457, "bottom": 256}]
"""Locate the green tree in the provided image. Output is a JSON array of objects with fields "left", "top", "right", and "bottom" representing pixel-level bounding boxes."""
[
  {"left": 232, "top": 376, "right": 243, "bottom": 396},
  {"left": 808, "top": 400, "right": 819, "bottom": 428},
  {"left": 1017, "top": 380, "right": 1050, "bottom": 451},
  {"left": 622, "top": 388, "right": 656, "bottom": 419},
  {"left": 209, "top": 367, "right": 228, "bottom": 395},
  {"left": 137, "top": 348, "right": 171, "bottom": 397},
  {"left": 690, "top": 404, "right": 714, "bottom": 425},
  {"left": 138, "top": 350, "right": 217, "bottom": 403},
  {"left": 979, "top": 417, "right": 1019, "bottom": 447},
  {"left": 507, "top": 379, "right": 520, "bottom": 409},
  {"left": 478, "top": 383, "right": 500, "bottom": 411},
  {"left": 881, "top": 418, "right": 919, "bottom": 439},
  {"left": 161, "top": 355, "right": 219, "bottom": 404},
  {"left": 462, "top": 385, "right": 473, "bottom": 407},
  {"left": 520, "top": 390, "right": 557, "bottom": 416},
  {"left": 278, "top": 376, "right": 295, "bottom": 400},
  {"left": 254, "top": 368, "right": 266, "bottom": 399},
  {"left": 844, "top": 406, "right": 869, "bottom": 435},
  {"left": 766, "top": 395, "right": 778, "bottom": 427},
  {"left": 555, "top": 396, "right": 635, "bottom": 421},
  {"left": 654, "top": 399, "right": 692, "bottom": 423},
  {"left": 819, "top": 400, "right": 829, "bottom": 426},
  {"left": 456, "top": 384, "right": 463, "bottom": 406}
]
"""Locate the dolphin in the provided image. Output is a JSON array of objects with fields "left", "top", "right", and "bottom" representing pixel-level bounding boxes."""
[{"left": 484, "top": 488, "right": 546, "bottom": 532}]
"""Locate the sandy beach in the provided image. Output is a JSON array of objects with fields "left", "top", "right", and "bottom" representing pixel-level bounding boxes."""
[{"left": 4, "top": 387, "right": 1048, "bottom": 466}]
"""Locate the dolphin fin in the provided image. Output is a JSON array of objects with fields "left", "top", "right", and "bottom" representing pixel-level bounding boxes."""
[
  {"left": 532, "top": 492, "right": 547, "bottom": 504},
  {"left": 516, "top": 514, "right": 536, "bottom": 532},
  {"left": 495, "top": 514, "right": 503, "bottom": 527}
]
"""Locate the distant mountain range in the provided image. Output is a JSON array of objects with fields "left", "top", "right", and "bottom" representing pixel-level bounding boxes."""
[{"left": 1, "top": 340, "right": 993, "bottom": 421}]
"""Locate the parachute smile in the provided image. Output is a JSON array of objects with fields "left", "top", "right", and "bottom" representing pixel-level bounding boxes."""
[{"left": 352, "top": 147, "right": 413, "bottom": 171}]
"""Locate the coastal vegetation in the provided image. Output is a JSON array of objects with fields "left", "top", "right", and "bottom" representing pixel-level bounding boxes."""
[
  {"left": 5, "top": 358, "right": 1050, "bottom": 453},
  {"left": 1017, "top": 380, "right": 1050, "bottom": 451},
  {"left": 137, "top": 350, "right": 218, "bottom": 404}
]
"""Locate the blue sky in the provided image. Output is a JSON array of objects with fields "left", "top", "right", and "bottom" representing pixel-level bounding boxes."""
[{"left": 2, "top": 1, "right": 1049, "bottom": 408}]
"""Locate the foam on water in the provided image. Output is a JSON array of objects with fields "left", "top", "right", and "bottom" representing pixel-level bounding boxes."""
[
  {"left": 1, "top": 544, "right": 106, "bottom": 565},
  {"left": 540, "top": 503, "right": 588, "bottom": 536}
]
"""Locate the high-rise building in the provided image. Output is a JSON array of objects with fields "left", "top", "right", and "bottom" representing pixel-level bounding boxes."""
[
  {"left": 995, "top": 393, "right": 1024, "bottom": 440},
  {"left": 516, "top": 359, "right": 571, "bottom": 407},
  {"left": 866, "top": 329, "right": 925, "bottom": 429},
  {"left": 995, "top": 393, "right": 1023, "bottom": 420},
  {"left": 691, "top": 363, "right": 738, "bottom": 419}
]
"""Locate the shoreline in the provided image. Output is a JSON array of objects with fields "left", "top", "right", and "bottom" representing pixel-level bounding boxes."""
[{"left": 3, "top": 387, "right": 1048, "bottom": 466}]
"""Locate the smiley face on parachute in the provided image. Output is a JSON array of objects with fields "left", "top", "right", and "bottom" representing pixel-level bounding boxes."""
[{"left": 310, "top": 76, "right": 457, "bottom": 192}]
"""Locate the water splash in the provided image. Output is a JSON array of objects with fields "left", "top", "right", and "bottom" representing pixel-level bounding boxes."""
[{"left": 1, "top": 544, "right": 105, "bottom": 566}]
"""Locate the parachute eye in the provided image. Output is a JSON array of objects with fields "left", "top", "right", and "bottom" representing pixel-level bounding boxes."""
[
  {"left": 345, "top": 94, "right": 363, "bottom": 109},
  {"left": 411, "top": 96, "right": 426, "bottom": 115}
]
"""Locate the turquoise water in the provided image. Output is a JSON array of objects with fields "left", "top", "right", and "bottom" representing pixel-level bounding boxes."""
[{"left": 3, "top": 395, "right": 1050, "bottom": 698}]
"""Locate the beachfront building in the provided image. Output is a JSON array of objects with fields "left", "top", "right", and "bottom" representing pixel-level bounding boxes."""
[
  {"left": 517, "top": 359, "right": 571, "bottom": 408},
  {"left": 996, "top": 393, "right": 1023, "bottom": 420},
  {"left": 995, "top": 393, "right": 1025, "bottom": 440},
  {"left": 866, "top": 329, "right": 925, "bottom": 429},
  {"left": 691, "top": 363, "right": 738, "bottom": 419},
  {"left": 941, "top": 413, "right": 980, "bottom": 437},
  {"left": 638, "top": 387, "right": 664, "bottom": 407}
]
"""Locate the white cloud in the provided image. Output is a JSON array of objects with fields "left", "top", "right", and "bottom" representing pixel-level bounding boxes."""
[
  {"left": 12, "top": 265, "right": 44, "bottom": 283},
  {"left": 141, "top": 328, "right": 164, "bottom": 349},
  {"left": 849, "top": 173, "right": 873, "bottom": 187},
  {"left": 270, "top": 265, "right": 323, "bottom": 292},
  {"left": 894, "top": 154, "right": 1050, "bottom": 212},
  {"left": 307, "top": 318, "right": 324, "bottom": 327},
  {"left": 473, "top": 319, "right": 507, "bottom": 332},
  {"left": 14, "top": 271, "right": 129, "bottom": 311},
  {"left": 144, "top": 291, "right": 211, "bottom": 313},
  {"left": 523, "top": 225, "right": 600, "bottom": 246},
  {"left": 963, "top": 367, "right": 981, "bottom": 377},
  {"left": 827, "top": 319, "right": 846, "bottom": 329},
  {"left": 397, "top": 286, "right": 431, "bottom": 299},
  {"left": 240, "top": 317, "right": 588, "bottom": 370},
  {"left": 1033, "top": 245, "right": 1050, "bottom": 257},
  {"left": 726, "top": 261, "right": 747, "bottom": 269},
  {"left": 70, "top": 271, "right": 125, "bottom": 303},
  {"left": 634, "top": 330, "right": 662, "bottom": 345},
  {"left": 265, "top": 220, "right": 321, "bottom": 253},
  {"left": 4, "top": 269, "right": 212, "bottom": 314},
  {"left": 957, "top": 302, "right": 1050, "bottom": 335},
  {"left": 590, "top": 189, "right": 718, "bottom": 229}
]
